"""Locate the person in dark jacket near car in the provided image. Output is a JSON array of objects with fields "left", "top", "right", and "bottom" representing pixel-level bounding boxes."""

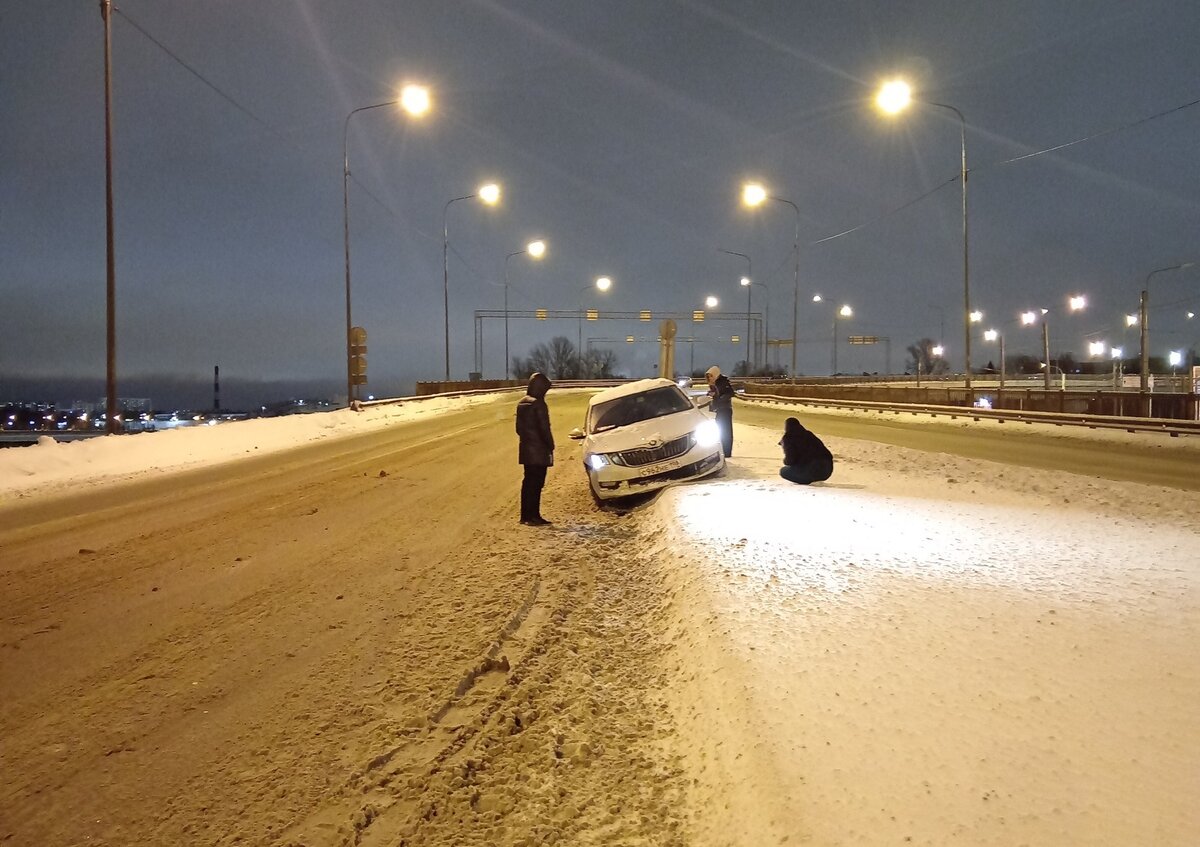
[
  {"left": 704, "top": 365, "right": 735, "bottom": 457},
  {"left": 515, "top": 372, "right": 555, "bottom": 525},
  {"left": 778, "top": 416, "right": 833, "bottom": 485}
]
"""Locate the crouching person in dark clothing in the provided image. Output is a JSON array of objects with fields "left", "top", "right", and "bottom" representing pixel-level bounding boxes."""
[
  {"left": 516, "top": 372, "right": 555, "bottom": 525},
  {"left": 779, "top": 416, "right": 833, "bottom": 485}
]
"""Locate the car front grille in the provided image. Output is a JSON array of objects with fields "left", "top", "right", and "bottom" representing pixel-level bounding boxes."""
[{"left": 613, "top": 433, "right": 693, "bottom": 467}]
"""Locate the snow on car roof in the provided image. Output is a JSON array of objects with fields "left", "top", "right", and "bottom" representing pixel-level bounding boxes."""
[{"left": 586, "top": 378, "right": 681, "bottom": 407}]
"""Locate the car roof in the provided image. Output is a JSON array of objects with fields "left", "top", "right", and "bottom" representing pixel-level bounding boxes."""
[{"left": 587, "top": 377, "right": 681, "bottom": 407}]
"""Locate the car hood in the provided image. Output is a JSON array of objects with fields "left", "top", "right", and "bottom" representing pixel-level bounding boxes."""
[{"left": 586, "top": 408, "right": 707, "bottom": 453}]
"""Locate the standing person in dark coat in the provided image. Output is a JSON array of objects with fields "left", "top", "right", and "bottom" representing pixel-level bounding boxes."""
[
  {"left": 705, "top": 365, "right": 735, "bottom": 457},
  {"left": 515, "top": 372, "right": 555, "bottom": 525},
  {"left": 779, "top": 416, "right": 833, "bottom": 485}
]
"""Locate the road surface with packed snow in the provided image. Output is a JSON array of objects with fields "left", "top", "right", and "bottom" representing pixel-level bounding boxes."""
[{"left": 1, "top": 391, "right": 1196, "bottom": 846}]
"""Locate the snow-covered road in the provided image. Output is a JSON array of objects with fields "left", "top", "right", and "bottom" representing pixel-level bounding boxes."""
[{"left": 1, "top": 393, "right": 1196, "bottom": 846}]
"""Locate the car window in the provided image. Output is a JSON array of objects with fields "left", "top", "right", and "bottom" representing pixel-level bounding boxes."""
[{"left": 589, "top": 386, "right": 693, "bottom": 433}]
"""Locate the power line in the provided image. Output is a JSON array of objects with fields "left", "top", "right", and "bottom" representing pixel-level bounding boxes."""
[
  {"left": 113, "top": 6, "right": 425, "bottom": 235},
  {"left": 810, "top": 94, "right": 1200, "bottom": 247}
]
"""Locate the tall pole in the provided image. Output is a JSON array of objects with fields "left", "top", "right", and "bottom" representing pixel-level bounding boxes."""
[
  {"left": 718, "top": 249, "right": 753, "bottom": 371},
  {"left": 503, "top": 250, "right": 523, "bottom": 381},
  {"left": 831, "top": 316, "right": 837, "bottom": 375},
  {"left": 784, "top": 200, "right": 801, "bottom": 380},
  {"left": 930, "top": 103, "right": 972, "bottom": 392},
  {"left": 745, "top": 283, "right": 752, "bottom": 371},
  {"left": 101, "top": 0, "right": 118, "bottom": 434},
  {"left": 342, "top": 100, "right": 397, "bottom": 405},
  {"left": 999, "top": 334, "right": 1006, "bottom": 389},
  {"left": 443, "top": 194, "right": 474, "bottom": 382},
  {"left": 1042, "top": 321, "right": 1052, "bottom": 390},
  {"left": 1140, "top": 263, "right": 1196, "bottom": 392}
]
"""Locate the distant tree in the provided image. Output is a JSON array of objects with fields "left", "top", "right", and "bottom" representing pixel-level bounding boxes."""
[
  {"left": 1011, "top": 354, "right": 1041, "bottom": 374},
  {"left": 512, "top": 337, "right": 622, "bottom": 381},
  {"left": 906, "top": 338, "right": 948, "bottom": 375},
  {"left": 579, "top": 347, "right": 619, "bottom": 378},
  {"left": 545, "top": 336, "right": 578, "bottom": 379},
  {"left": 510, "top": 355, "right": 534, "bottom": 381}
]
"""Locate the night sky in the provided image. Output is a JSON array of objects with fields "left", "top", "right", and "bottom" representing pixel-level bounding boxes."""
[{"left": 3, "top": 0, "right": 1198, "bottom": 404}]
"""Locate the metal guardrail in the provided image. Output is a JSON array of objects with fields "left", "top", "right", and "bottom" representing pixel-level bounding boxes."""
[{"left": 737, "top": 391, "right": 1200, "bottom": 438}]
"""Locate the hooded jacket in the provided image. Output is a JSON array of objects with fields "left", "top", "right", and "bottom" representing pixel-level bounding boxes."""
[
  {"left": 515, "top": 372, "right": 555, "bottom": 465},
  {"left": 779, "top": 417, "right": 831, "bottom": 467},
  {"left": 707, "top": 372, "right": 734, "bottom": 414}
]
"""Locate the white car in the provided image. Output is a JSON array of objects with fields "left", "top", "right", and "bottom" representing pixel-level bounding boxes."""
[{"left": 569, "top": 378, "right": 725, "bottom": 501}]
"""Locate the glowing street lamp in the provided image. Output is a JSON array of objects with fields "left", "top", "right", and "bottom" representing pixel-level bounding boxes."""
[
  {"left": 1088, "top": 340, "right": 1107, "bottom": 357},
  {"left": 983, "top": 328, "right": 1006, "bottom": 388},
  {"left": 742, "top": 182, "right": 801, "bottom": 378},
  {"left": 705, "top": 295, "right": 719, "bottom": 309},
  {"left": 503, "top": 239, "right": 546, "bottom": 380},
  {"left": 1169, "top": 350, "right": 1183, "bottom": 374},
  {"left": 932, "top": 344, "right": 945, "bottom": 357},
  {"left": 443, "top": 182, "right": 501, "bottom": 380},
  {"left": 875, "top": 77, "right": 973, "bottom": 390},
  {"left": 342, "top": 83, "right": 432, "bottom": 404},
  {"left": 578, "top": 276, "right": 613, "bottom": 355},
  {"left": 831, "top": 304, "right": 853, "bottom": 375}
]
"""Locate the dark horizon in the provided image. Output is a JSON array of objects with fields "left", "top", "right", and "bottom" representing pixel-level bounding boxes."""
[{"left": 0, "top": 372, "right": 377, "bottom": 412}]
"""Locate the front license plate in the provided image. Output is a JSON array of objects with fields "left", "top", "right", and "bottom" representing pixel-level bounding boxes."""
[{"left": 638, "top": 459, "right": 680, "bottom": 477}]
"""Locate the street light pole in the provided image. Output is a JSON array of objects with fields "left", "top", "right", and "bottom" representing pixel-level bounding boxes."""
[
  {"left": 100, "top": 0, "right": 118, "bottom": 434},
  {"left": 1140, "top": 262, "right": 1195, "bottom": 392},
  {"left": 343, "top": 100, "right": 398, "bottom": 406},
  {"left": 876, "top": 82, "right": 971, "bottom": 391},
  {"left": 443, "top": 194, "right": 474, "bottom": 382},
  {"left": 782, "top": 199, "right": 801, "bottom": 380},
  {"left": 443, "top": 183, "right": 500, "bottom": 382},
  {"left": 578, "top": 277, "right": 612, "bottom": 370},
  {"left": 503, "top": 240, "right": 545, "bottom": 380},
  {"left": 504, "top": 250, "right": 519, "bottom": 381},
  {"left": 718, "top": 250, "right": 753, "bottom": 372},
  {"left": 740, "top": 187, "right": 801, "bottom": 378},
  {"left": 342, "top": 85, "right": 430, "bottom": 403},
  {"left": 1042, "top": 321, "right": 1052, "bottom": 390}
]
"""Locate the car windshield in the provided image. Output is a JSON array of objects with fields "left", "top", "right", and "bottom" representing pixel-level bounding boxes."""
[{"left": 589, "top": 385, "right": 693, "bottom": 433}]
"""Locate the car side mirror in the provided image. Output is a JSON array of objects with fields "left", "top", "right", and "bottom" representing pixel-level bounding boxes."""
[{"left": 568, "top": 427, "right": 585, "bottom": 440}]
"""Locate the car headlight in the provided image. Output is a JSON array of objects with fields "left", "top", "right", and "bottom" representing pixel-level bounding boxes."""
[
  {"left": 693, "top": 419, "right": 721, "bottom": 448},
  {"left": 587, "top": 453, "right": 610, "bottom": 471}
]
